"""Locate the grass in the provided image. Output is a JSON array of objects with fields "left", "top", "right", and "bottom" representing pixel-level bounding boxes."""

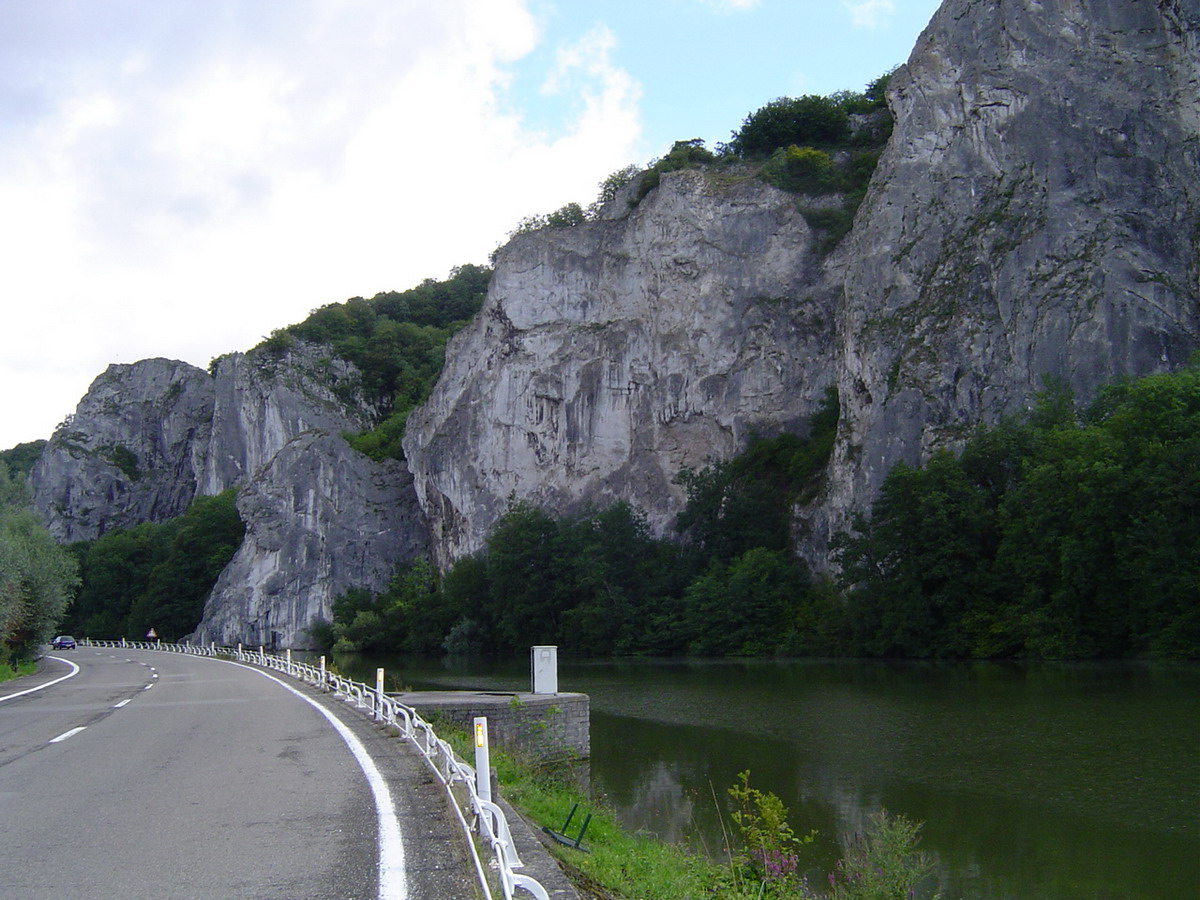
[
  {"left": 437, "top": 724, "right": 735, "bottom": 900},
  {"left": 0, "top": 659, "right": 40, "bottom": 683}
]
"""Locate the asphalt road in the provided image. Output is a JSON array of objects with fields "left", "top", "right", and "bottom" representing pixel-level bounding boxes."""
[{"left": 0, "top": 648, "right": 475, "bottom": 900}]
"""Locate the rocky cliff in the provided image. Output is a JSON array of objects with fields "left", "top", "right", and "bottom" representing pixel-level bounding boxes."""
[
  {"left": 408, "top": 0, "right": 1199, "bottom": 569},
  {"left": 30, "top": 344, "right": 430, "bottom": 647},
  {"left": 31, "top": 358, "right": 214, "bottom": 543},
  {"left": 808, "top": 0, "right": 1200, "bottom": 562},
  {"left": 27, "top": 0, "right": 1199, "bottom": 643},
  {"left": 190, "top": 430, "right": 428, "bottom": 649},
  {"left": 404, "top": 170, "right": 836, "bottom": 567}
]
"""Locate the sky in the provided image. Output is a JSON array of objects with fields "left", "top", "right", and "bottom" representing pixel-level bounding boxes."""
[{"left": 0, "top": 0, "right": 942, "bottom": 451}]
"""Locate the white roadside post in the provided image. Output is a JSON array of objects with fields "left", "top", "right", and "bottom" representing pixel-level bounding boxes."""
[
  {"left": 376, "top": 668, "right": 386, "bottom": 720},
  {"left": 286, "top": 648, "right": 293, "bottom": 674},
  {"left": 474, "top": 717, "right": 491, "bottom": 803},
  {"left": 319, "top": 655, "right": 326, "bottom": 690}
]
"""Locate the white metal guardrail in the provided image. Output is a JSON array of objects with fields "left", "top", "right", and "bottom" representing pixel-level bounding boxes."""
[{"left": 81, "top": 639, "right": 550, "bottom": 900}]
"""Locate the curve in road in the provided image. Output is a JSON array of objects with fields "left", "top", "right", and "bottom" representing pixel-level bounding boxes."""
[{"left": 0, "top": 649, "right": 473, "bottom": 900}]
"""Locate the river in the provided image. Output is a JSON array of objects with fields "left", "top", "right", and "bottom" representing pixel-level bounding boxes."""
[{"left": 337, "top": 654, "right": 1198, "bottom": 899}]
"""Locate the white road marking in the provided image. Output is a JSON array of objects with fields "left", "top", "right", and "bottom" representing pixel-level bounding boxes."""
[
  {"left": 143, "top": 683, "right": 154, "bottom": 690},
  {"left": 49, "top": 726, "right": 87, "bottom": 743},
  {"left": 0, "top": 656, "right": 81, "bottom": 703},
  {"left": 114, "top": 699, "right": 132, "bottom": 708},
  {"left": 234, "top": 663, "right": 408, "bottom": 900}
]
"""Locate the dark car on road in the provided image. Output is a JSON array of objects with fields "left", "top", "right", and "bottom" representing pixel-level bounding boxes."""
[{"left": 51, "top": 635, "right": 77, "bottom": 650}]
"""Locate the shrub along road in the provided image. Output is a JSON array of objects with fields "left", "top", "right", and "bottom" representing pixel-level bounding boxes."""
[{"left": 0, "top": 649, "right": 474, "bottom": 900}]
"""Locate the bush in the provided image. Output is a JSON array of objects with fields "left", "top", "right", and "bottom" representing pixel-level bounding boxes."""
[
  {"left": 727, "top": 770, "right": 816, "bottom": 897},
  {"left": 636, "top": 139, "right": 717, "bottom": 201},
  {"left": 762, "top": 145, "right": 835, "bottom": 194},
  {"left": 729, "top": 95, "right": 850, "bottom": 158},
  {"left": 828, "top": 811, "right": 938, "bottom": 900}
]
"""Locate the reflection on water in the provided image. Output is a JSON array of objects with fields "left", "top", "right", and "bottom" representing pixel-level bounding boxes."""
[{"left": 340, "top": 655, "right": 1200, "bottom": 900}]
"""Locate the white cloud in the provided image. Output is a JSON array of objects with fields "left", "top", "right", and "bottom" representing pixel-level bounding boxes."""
[
  {"left": 0, "top": 0, "right": 644, "bottom": 448},
  {"left": 842, "top": 0, "right": 895, "bottom": 28}
]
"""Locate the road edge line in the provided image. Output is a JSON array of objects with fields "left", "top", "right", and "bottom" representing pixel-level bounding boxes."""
[
  {"left": 230, "top": 661, "right": 409, "bottom": 900},
  {"left": 0, "top": 655, "right": 81, "bottom": 703}
]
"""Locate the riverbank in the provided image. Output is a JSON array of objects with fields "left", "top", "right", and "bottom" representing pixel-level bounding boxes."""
[{"left": 437, "top": 721, "right": 935, "bottom": 900}]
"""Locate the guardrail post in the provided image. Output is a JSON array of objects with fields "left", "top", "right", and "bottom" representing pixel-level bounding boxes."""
[{"left": 474, "top": 717, "right": 491, "bottom": 803}]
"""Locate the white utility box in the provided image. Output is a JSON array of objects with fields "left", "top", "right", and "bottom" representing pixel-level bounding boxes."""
[{"left": 531, "top": 645, "right": 558, "bottom": 694}]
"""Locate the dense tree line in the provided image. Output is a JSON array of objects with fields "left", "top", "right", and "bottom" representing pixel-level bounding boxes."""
[
  {"left": 259, "top": 264, "right": 491, "bottom": 460},
  {"left": 325, "top": 366, "right": 1200, "bottom": 661},
  {"left": 835, "top": 371, "right": 1200, "bottom": 659},
  {"left": 62, "top": 490, "right": 244, "bottom": 642},
  {"left": 0, "top": 464, "right": 78, "bottom": 670}
]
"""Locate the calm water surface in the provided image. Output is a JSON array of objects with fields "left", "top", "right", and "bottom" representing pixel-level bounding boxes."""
[{"left": 343, "top": 656, "right": 1198, "bottom": 899}]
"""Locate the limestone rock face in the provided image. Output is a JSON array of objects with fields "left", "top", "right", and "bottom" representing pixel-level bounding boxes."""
[
  {"left": 29, "top": 344, "right": 430, "bottom": 646},
  {"left": 403, "top": 169, "right": 836, "bottom": 566},
  {"left": 192, "top": 430, "right": 429, "bottom": 649},
  {"left": 805, "top": 0, "right": 1200, "bottom": 564},
  {"left": 30, "top": 359, "right": 214, "bottom": 543},
  {"left": 199, "top": 345, "right": 377, "bottom": 495}
]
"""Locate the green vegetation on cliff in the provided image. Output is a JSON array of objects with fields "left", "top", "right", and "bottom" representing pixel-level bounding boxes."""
[
  {"left": 0, "top": 441, "right": 47, "bottom": 480},
  {"left": 260, "top": 263, "right": 491, "bottom": 460},
  {"left": 514, "top": 70, "right": 896, "bottom": 251}
]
